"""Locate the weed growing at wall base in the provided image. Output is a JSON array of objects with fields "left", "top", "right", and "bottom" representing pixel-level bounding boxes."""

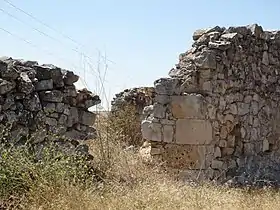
[{"left": 0, "top": 140, "right": 99, "bottom": 209}]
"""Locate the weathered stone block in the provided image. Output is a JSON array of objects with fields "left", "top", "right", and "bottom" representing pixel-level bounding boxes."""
[
  {"left": 162, "top": 144, "right": 207, "bottom": 169},
  {"left": 155, "top": 94, "right": 171, "bottom": 104},
  {"left": 171, "top": 94, "right": 207, "bottom": 119},
  {"left": 154, "top": 78, "right": 179, "bottom": 95},
  {"left": 153, "top": 103, "right": 166, "bottom": 118},
  {"left": 193, "top": 50, "right": 216, "bottom": 69},
  {"left": 58, "top": 114, "right": 68, "bottom": 125},
  {"left": 64, "top": 129, "right": 86, "bottom": 140},
  {"left": 63, "top": 85, "right": 77, "bottom": 97},
  {"left": 211, "top": 159, "right": 224, "bottom": 169},
  {"left": 163, "top": 125, "right": 173, "bottom": 143},
  {"left": 214, "top": 147, "right": 221, "bottom": 158},
  {"left": 66, "top": 107, "right": 79, "bottom": 127},
  {"left": 36, "top": 79, "right": 53, "bottom": 91},
  {"left": 0, "top": 61, "right": 19, "bottom": 79},
  {"left": 43, "top": 103, "right": 56, "bottom": 113},
  {"left": 175, "top": 119, "right": 212, "bottom": 145},
  {"left": 63, "top": 71, "right": 79, "bottom": 85},
  {"left": 23, "top": 93, "right": 42, "bottom": 112},
  {"left": 45, "top": 117, "right": 58, "bottom": 126},
  {"left": 0, "top": 79, "right": 15, "bottom": 94},
  {"left": 78, "top": 110, "right": 96, "bottom": 126},
  {"left": 40, "top": 90, "right": 63, "bottom": 102},
  {"left": 35, "top": 65, "right": 52, "bottom": 80},
  {"left": 141, "top": 120, "right": 162, "bottom": 142},
  {"left": 49, "top": 67, "right": 64, "bottom": 87}
]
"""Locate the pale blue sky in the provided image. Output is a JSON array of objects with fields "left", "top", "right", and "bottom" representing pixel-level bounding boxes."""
[{"left": 0, "top": 0, "right": 278, "bottom": 109}]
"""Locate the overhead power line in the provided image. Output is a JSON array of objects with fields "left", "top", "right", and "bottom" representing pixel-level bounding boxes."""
[
  {"left": 0, "top": 7, "right": 100, "bottom": 78},
  {"left": 0, "top": 26, "right": 89, "bottom": 89},
  {"left": 2, "top": 0, "right": 115, "bottom": 64},
  {"left": 0, "top": 0, "right": 113, "bottom": 101}
]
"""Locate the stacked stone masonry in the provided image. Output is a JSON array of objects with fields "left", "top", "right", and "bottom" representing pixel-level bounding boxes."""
[
  {"left": 111, "top": 87, "right": 155, "bottom": 116},
  {"left": 0, "top": 56, "right": 101, "bottom": 143},
  {"left": 141, "top": 24, "right": 280, "bottom": 181}
]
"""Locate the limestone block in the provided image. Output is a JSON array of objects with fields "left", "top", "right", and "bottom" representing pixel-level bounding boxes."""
[
  {"left": 0, "top": 61, "right": 19, "bottom": 79},
  {"left": 221, "top": 147, "right": 234, "bottom": 156},
  {"left": 155, "top": 94, "right": 171, "bottom": 104},
  {"left": 35, "top": 79, "right": 53, "bottom": 91},
  {"left": 43, "top": 103, "right": 56, "bottom": 113},
  {"left": 162, "top": 144, "right": 207, "bottom": 169},
  {"left": 207, "top": 104, "right": 216, "bottom": 119},
  {"left": 175, "top": 119, "right": 212, "bottom": 145},
  {"left": 237, "top": 102, "right": 250, "bottom": 116},
  {"left": 153, "top": 103, "right": 166, "bottom": 118},
  {"left": 219, "top": 140, "right": 227, "bottom": 148},
  {"left": 193, "top": 50, "right": 216, "bottom": 69},
  {"left": 192, "top": 26, "right": 223, "bottom": 41},
  {"left": 66, "top": 107, "right": 79, "bottom": 127},
  {"left": 214, "top": 147, "right": 221, "bottom": 158},
  {"left": 78, "top": 110, "right": 96, "bottom": 126},
  {"left": 141, "top": 120, "right": 162, "bottom": 142},
  {"left": 154, "top": 78, "right": 179, "bottom": 95},
  {"left": 45, "top": 117, "right": 58, "bottom": 126},
  {"left": 0, "top": 79, "right": 15, "bottom": 94},
  {"left": 211, "top": 159, "right": 224, "bottom": 169},
  {"left": 244, "top": 143, "right": 254, "bottom": 156},
  {"left": 63, "top": 71, "right": 79, "bottom": 85},
  {"left": 23, "top": 94, "right": 42, "bottom": 112},
  {"left": 18, "top": 72, "right": 34, "bottom": 94},
  {"left": 227, "top": 103, "right": 238, "bottom": 115},
  {"left": 36, "top": 65, "right": 52, "bottom": 80},
  {"left": 160, "top": 119, "right": 175, "bottom": 125},
  {"left": 263, "top": 139, "right": 269, "bottom": 152},
  {"left": 163, "top": 125, "right": 174, "bottom": 143},
  {"left": 171, "top": 94, "right": 206, "bottom": 119},
  {"left": 220, "top": 32, "right": 238, "bottom": 41},
  {"left": 40, "top": 90, "right": 63, "bottom": 103}
]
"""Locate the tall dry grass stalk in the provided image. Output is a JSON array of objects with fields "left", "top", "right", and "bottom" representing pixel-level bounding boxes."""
[{"left": 3, "top": 109, "right": 280, "bottom": 210}]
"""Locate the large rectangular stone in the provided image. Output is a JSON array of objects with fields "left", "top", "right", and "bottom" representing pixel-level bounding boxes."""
[
  {"left": 162, "top": 144, "right": 206, "bottom": 169},
  {"left": 78, "top": 110, "right": 96, "bottom": 126},
  {"left": 141, "top": 120, "right": 162, "bottom": 142},
  {"left": 175, "top": 119, "right": 212, "bottom": 145},
  {"left": 163, "top": 125, "right": 174, "bottom": 143},
  {"left": 171, "top": 94, "right": 206, "bottom": 119}
]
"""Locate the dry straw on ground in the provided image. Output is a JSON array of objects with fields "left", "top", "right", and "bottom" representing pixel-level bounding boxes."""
[{"left": 2, "top": 109, "right": 280, "bottom": 210}]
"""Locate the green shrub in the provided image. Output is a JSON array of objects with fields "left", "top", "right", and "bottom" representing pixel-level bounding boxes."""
[{"left": 0, "top": 140, "right": 100, "bottom": 205}]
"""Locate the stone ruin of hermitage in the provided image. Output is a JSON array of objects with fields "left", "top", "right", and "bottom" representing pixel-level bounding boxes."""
[
  {"left": 141, "top": 24, "right": 280, "bottom": 181},
  {"left": 0, "top": 56, "right": 101, "bottom": 156}
]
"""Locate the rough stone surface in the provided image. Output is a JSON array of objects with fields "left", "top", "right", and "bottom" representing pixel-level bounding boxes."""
[
  {"left": 141, "top": 24, "right": 280, "bottom": 186},
  {"left": 0, "top": 56, "right": 101, "bottom": 144},
  {"left": 111, "top": 87, "right": 155, "bottom": 116}
]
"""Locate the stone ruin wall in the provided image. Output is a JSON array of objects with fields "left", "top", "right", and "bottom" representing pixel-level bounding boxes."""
[
  {"left": 110, "top": 87, "right": 155, "bottom": 146},
  {"left": 111, "top": 87, "right": 155, "bottom": 117},
  {"left": 141, "top": 24, "right": 280, "bottom": 181},
  {"left": 0, "top": 56, "right": 100, "bottom": 151}
]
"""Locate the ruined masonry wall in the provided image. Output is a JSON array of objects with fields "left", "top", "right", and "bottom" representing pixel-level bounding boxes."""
[
  {"left": 141, "top": 24, "right": 280, "bottom": 179},
  {"left": 111, "top": 87, "right": 155, "bottom": 116},
  {"left": 0, "top": 56, "right": 100, "bottom": 143}
]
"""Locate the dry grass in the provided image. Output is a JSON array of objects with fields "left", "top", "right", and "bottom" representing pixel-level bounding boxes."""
[
  {"left": 3, "top": 111, "right": 280, "bottom": 210},
  {"left": 23, "top": 147, "right": 280, "bottom": 210}
]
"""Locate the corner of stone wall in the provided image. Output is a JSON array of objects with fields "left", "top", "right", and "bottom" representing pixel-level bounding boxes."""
[{"left": 141, "top": 24, "right": 280, "bottom": 182}]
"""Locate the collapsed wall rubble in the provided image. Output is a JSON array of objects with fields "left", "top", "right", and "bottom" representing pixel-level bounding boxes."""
[
  {"left": 111, "top": 87, "right": 155, "bottom": 117},
  {"left": 0, "top": 56, "right": 100, "bottom": 155},
  {"left": 110, "top": 87, "right": 155, "bottom": 146},
  {"left": 141, "top": 24, "right": 280, "bottom": 185}
]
